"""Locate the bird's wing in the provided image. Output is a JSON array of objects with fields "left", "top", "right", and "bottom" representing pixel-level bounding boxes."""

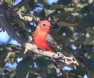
[{"left": 46, "top": 34, "right": 57, "bottom": 52}]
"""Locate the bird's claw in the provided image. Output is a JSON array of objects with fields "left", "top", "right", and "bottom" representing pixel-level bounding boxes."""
[
  {"left": 52, "top": 52, "right": 62, "bottom": 58},
  {"left": 57, "top": 52, "right": 63, "bottom": 57}
]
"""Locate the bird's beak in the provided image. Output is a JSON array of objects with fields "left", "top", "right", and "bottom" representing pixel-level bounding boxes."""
[
  {"left": 50, "top": 25, "right": 59, "bottom": 29},
  {"left": 50, "top": 26, "right": 54, "bottom": 29}
]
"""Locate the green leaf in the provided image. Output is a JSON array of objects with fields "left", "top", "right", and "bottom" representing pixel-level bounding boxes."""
[
  {"left": 86, "top": 27, "right": 94, "bottom": 34},
  {"left": 88, "top": 69, "right": 94, "bottom": 78},
  {"left": 80, "top": 56, "right": 94, "bottom": 69},
  {"left": 0, "top": 45, "right": 8, "bottom": 67},
  {"left": 86, "top": 59, "right": 94, "bottom": 69},
  {"left": 58, "top": 0, "right": 72, "bottom": 5},
  {"left": 13, "top": 16, "right": 26, "bottom": 29},
  {"left": 0, "top": 51, "right": 8, "bottom": 67},
  {"left": 50, "top": 5, "right": 63, "bottom": 10},
  {"left": 16, "top": 56, "right": 33, "bottom": 78},
  {"left": 28, "top": 73, "right": 37, "bottom": 78},
  {"left": 27, "top": 0, "right": 36, "bottom": 10},
  {"left": 5, "top": 0, "right": 13, "bottom": 6},
  {"left": 35, "top": 57, "right": 54, "bottom": 74}
]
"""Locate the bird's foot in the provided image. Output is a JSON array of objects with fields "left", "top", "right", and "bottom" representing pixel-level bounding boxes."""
[
  {"left": 52, "top": 52, "right": 62, "bottom": 58},
  {"left": 57, "top": 52, "right": 63, "bottom": 57}
]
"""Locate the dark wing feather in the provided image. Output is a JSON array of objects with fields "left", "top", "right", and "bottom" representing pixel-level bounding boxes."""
[{"left": 46, "top": 34, "right": 57, "bottom": 52}]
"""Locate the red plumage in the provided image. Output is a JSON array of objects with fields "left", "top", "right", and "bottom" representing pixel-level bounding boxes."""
[{"left": 34, "top": 20, "right": 57, "bottom": 52}]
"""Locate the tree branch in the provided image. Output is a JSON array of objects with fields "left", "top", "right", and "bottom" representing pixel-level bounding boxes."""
[
  {"left": 0, "top": 4, "right": 26, "bottom": 45},
  {"left": 1, "top": 16, "right": 26, "bottom": 45},
  {"left": 24, "top": 37, "right": 79, "bottom": 66},
  {"left": 53, "top": 21, "right": 78, "bottom": 27}
]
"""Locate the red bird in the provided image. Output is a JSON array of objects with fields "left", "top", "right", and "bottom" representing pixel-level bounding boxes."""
[{"left": 34, "top": 20, "right": 57, "bottom": 52}]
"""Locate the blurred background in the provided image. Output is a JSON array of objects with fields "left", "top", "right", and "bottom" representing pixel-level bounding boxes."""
[{"left": 1, "top": 0, "right": 94, "bottom": 78}]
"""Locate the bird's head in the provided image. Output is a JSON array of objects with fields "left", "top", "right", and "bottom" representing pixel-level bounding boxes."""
[{"left": 37, "top": 20, "right": 51, "bottom": 28}]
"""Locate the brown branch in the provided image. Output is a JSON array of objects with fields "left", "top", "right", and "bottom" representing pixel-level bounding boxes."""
[
  {"left": 1, "top": 16, "right": 26, "bottom": 45},
  {"left": 56, "top": 22, "right": 78, "bottom": 27},
  {"left": 52, "top": 22, "right": 78, "bottom": 27},
  {"left": 24, "top": 37, "right": 79, "bottom": 66},
  {"left": 0, "top": 4, "right": 26, "bottom": 45},
  {"left": 25, "top": 0, "right": 31, "bottom": 12}
]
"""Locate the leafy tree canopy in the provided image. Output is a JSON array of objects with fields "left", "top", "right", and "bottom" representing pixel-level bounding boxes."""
[{"left": 0, "top": 0, "right": 94, "bottom": 78}]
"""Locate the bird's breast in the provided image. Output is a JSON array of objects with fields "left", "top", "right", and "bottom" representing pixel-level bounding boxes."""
[{"left": 34, "top": 29, "right": 49, "bottom": 50}]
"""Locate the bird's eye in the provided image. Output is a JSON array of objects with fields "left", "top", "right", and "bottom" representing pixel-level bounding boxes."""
[{"left": 43, "top": 24, "right": 46, "bottom": 26}]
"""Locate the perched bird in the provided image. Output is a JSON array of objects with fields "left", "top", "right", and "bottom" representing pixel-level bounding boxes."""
[{"left": 34, "top": 20, "right": 57, "bottom": 52}]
